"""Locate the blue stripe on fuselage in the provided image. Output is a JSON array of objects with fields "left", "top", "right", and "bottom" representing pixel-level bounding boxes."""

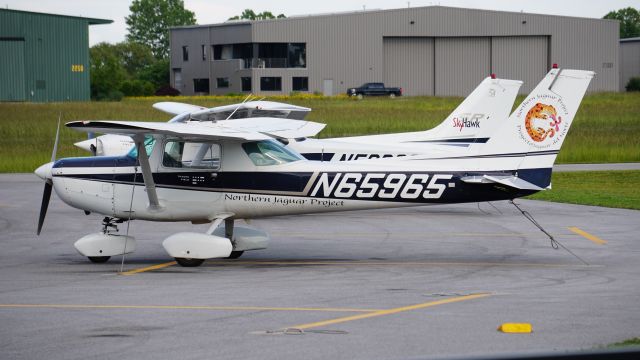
[{"left": 53, "top": 156, "right": 137, "bottom": 168}]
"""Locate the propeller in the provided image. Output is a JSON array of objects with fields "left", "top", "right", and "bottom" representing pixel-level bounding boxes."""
[{"left": 36, "top": 116, "right": 61, "bottom": 235}]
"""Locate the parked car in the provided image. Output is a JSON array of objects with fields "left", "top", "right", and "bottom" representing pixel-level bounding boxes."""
[{"left": 346, "top": 83, "right": 402, "bottom": 98}]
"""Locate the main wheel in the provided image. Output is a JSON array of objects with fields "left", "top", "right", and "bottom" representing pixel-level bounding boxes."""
[
  {"left": 175, "top": 258, "right": 205, "bottom": 267},
  {"left": 88, "top": 256, "right": 110, "bottom": 263},
  {"left": 227, "top": 251, "right": 244, "bottom": 259},
  {"left": 356, "top": 94, "right": 363, "bottom": 100}
]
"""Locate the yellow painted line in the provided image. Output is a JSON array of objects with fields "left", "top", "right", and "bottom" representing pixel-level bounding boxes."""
[
  {"left": 0, "top": 304, "right": 380, "bottom": 313},
  {"left": 286, "top": 292, "right": 491, "bottom": 330},
  {"left": 271, "top": 232, "right": 533, "bottom": 238},
  {"left": 119, "top": 261, "right": 177, "bottom": 275},
  {"left": 206, "top": 260, "right": 593, "bottom": 268},
  {"left": 568, "top": 227, "right": 607, "bottom": 245}
]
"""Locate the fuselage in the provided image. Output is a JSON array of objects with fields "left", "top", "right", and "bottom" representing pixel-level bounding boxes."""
[{"left": 50, "top": 137, "right": 543, "bottom": 222}]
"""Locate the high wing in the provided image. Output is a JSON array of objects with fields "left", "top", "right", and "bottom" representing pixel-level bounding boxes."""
[
  {"left": 154, "top": 101, "right": 312, "bottom": 122},
  {"left": 67, "top": 117, "right": 325, "bottom": 141}
]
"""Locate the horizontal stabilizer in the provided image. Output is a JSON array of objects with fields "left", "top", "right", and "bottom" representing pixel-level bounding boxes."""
[{"left": 461, "top": 175, "right": 544, "bottom": 191}]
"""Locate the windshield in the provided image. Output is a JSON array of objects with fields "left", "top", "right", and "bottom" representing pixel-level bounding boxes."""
[
  {"left": 242, "top": 140, "right": 303, "bottom": 166},
  {"left": 127, "top": 136, "right": 156, "bottom": 159}
]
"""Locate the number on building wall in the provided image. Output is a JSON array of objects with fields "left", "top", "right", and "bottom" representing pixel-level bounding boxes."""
[{"left": 71, "top": 64, "right": 84, "bottom": 72}]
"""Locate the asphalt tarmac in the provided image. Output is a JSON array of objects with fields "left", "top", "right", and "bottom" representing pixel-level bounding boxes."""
[{"left": 1, "top": 174, "right": 639, "bottom": 360}]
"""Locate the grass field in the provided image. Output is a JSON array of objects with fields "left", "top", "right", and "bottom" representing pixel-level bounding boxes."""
[
  {"left": 0, "top": 92, "right": 639, "bottom": 173},
  {"left": 526, "top": 170, "right": 640, "bottom": 210}
]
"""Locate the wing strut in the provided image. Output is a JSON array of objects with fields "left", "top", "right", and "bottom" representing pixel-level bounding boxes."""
[{"left": 134, "top": 136, "right": 162, "bottom": 210}]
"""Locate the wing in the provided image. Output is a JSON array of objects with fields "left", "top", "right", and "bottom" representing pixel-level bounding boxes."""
[
  {"left": 66, "top": 117, "right": 325, "bottom": 140},
  {"left": 154, "top": 101, "right": 312, "bottom": 122},
  {"left": 217, "top": 117, "right": 325, "bottom": 139},
  {"left": 66, "top": 121, "right": 271, "bottom": 141},
  {"left": 153, "top": 102, "right": 207, "bottom": 115}
]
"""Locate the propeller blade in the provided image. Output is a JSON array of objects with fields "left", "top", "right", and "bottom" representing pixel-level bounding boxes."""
[
  {"left": 37, "top": 180, "right": 52, "bottom": 235},
  {"left": 51, "top": 115, "right": 61, "bottom": 163}
]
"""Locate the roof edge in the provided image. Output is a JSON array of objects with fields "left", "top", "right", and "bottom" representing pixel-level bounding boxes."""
[
  {"left": 0, "top": 8, "right": 112, "bottom": 25},
  {"left": 170, "top": 5, "right": 617, "bottom": 30}
]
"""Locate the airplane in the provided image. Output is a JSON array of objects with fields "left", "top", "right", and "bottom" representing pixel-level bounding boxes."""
[
  {"left": 74, "top": 75, "right": 523, "bottom": 160},
  {"left": 34, "top": 68, "right": 594, "bottom": 267}
]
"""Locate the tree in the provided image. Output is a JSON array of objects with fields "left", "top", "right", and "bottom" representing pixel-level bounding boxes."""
[
  {"left": 114, "top": 41, "right": 155, "bottom": 75},
  {"left": 90, "top": 43, "right": 127, "bottom": 100},
  {"left": 126, "top": 0, "right": 196, "bottom": 59},
  {"left": 604, "top": 7, "right": 640, "bottom": 38},
  {"left": 229, "top": 9, "right": 285, "bottom": 21},
  {"left": 90, "top": 41, "right": 162, "bottom": 99}
]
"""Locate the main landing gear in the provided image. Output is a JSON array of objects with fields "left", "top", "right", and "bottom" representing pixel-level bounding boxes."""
[{"left": 173, "top": 218, "right": 242, "bottom": 267}]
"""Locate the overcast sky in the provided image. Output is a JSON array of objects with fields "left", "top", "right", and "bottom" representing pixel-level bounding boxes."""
[{"left": 3, "top": 0, "right": 637, "bottom": 45}]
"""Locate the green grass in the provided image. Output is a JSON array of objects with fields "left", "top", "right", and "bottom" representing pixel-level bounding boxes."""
[
  {"left": 1, "top": 92, "right": 639, "bottom": 173},
  {"left": 608, "top": 337, "right": 640, "bottom": 348},
  {"left": 527, "top": 170, "right": 640, "bottom": 210}
]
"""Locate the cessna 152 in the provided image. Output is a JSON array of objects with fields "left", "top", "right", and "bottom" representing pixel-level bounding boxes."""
[
  {"left": 35, "top": 68, "right": 593, "bottom": 267},
  {"left": 75, "top": 75, "right": 523, "bottom": 160}
]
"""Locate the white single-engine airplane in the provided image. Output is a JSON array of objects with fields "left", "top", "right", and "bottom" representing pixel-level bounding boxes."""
[
  {"left": 75, "top": 75, "right": 523, "bottom": 160},
  {"left": 35, "top": 68, "right": 593, "bottom": 267}
]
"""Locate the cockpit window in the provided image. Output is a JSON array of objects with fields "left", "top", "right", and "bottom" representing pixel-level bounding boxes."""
[
  {"left": 242, "top": 140, "right": 303, "bottom": 166},
  {"left": 127, "top": 136, "right": 156, "bottom": 159},
  {"left": 162, "top": 140, "right": 221, "bottom": 170}
]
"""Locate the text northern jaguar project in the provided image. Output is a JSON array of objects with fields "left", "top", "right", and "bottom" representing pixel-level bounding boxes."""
[{"left": 35, "top": 69, "right": 594, "bottom": 267}]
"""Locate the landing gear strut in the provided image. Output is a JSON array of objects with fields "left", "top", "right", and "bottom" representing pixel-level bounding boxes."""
[
  {"left": 80, "top": 217, "right": 127, "bottom": 264},
  {"left": 224, "top": 218, "right": 244, "bottom": 260}
]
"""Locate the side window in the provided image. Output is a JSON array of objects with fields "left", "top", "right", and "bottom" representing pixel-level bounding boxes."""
[{"left": 163, "top": 141, "right": 221, "bottom": 170}]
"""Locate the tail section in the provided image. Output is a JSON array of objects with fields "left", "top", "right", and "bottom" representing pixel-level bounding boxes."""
[
  {"left": 330, "top": 76, "right": 522, "bottom": 145},
  {"left": 426, "top": 76, "right": 522, "bottom": 143},
  {"left": 479, "top": 68, "right": 595, "bottom": 188}
]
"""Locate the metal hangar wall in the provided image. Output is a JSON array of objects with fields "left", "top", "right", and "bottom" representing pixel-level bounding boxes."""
[{"left": 0, "top": 9, "right": 111, "bottom": 102}]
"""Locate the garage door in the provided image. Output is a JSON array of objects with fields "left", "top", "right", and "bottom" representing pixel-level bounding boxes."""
[
  {"left": 383, "top": 37, "right": 434, "bottom": 96},
  {"left": 491, "top": 36, "right": 548, "bottom": 94},
  {"left": 435, "top": 37, "right": 491, "bottom": 97},
  {"left": 0, "top": 40, "right": 26, "bottom": 101}
]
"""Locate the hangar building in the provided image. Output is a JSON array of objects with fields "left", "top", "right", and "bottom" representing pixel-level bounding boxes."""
[
  {"left": 0, "top": 9, "right": 111, "bottom": 102},
  {"left": 169, "top": 6, "right": 619, "bottom": 97}
]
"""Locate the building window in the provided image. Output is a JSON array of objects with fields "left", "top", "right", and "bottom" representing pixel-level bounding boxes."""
[
  {"left": 217, "top": 77, "right": 230, "bottom": 88},
  {"left": 288, "top": 43, "right": 306, "bottom": 68},
  {"left": 292, "top": 77, "right": 308, "bottom": 91},
  {"left": 201, "top": 44, "right": 206, "bottom": 61},
  {"left": 193, "top": 78, "right": 210, "bottom": 93},
  {"left": 260, "top": 77, "right": 282, "bottom": 91},
  {"left": 182, "top": 46, "right": 189, "bottom": 61},
  {"left": 241, "top": 77, "right": 252, "bottom": 92}
]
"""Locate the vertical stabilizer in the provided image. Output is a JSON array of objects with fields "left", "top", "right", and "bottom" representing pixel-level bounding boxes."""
[
  {"left": 427, "top": 77, "right": 523, "bottom": 142},
  {"left": 481, "top": 69, "right": 594, "bottom": 162}
]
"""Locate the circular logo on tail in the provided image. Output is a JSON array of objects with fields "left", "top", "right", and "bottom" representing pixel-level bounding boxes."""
[{"left": 524, "top": 103, "right": 563, "bottom": 143}]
